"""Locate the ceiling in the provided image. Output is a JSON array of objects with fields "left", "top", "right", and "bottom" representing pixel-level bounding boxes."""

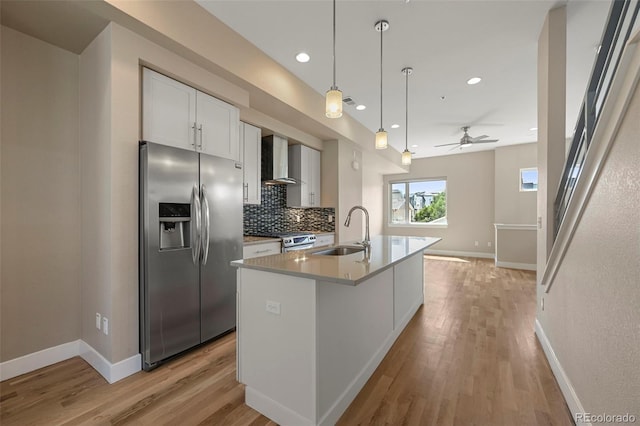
[{"left": 196, "top": 0, "right": 610, "bottom": 158}]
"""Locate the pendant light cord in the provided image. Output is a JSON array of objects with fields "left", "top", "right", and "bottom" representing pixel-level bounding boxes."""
[
  {"left": 405, "top": 69, "right": 409, "bottom": 150},
  {"left": 380, "top": 24, "right": 383, "bottom": 130},
  {"left": 332, "top": 0, "right": 336, "bottom": 89}
]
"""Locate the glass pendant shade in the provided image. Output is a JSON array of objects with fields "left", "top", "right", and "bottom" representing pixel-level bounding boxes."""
[
  {"left": 375, "top": 129, "right": 388, "bottom": 149},
  {"left": 401, "top": 149, "right": 412, "bottom": 165},
  {"left": 325, "top": 88, "right": 343, "bottom": 118}
]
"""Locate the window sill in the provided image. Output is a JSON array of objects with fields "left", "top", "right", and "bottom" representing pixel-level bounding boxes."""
[{"left": 388, "top": 223, "right": 448, "bottom": 229}]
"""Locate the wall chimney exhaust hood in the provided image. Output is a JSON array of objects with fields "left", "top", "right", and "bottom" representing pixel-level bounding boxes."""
[{"left": 261, "top": 135, "right": 296, "bottom": 184}]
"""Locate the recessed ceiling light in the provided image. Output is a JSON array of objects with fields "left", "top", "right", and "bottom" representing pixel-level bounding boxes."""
[
  {"left": 467, "top": 77, "right": 482, "bottom": 85},
  {"left": 356, "top": 104, "right": 366, "bottom": 111},
  {"left": 295, "top": 52, "right": 310, "bottom": 63},
  {"left": 411, "top": 144, "right": 418, "bottom": 148},
  {"left": 529, "top": 127, "right": 538, "bottom": 131},
  {"left": 391, "top": 124, "right": 400, "bottom": 129},
  {"left": 440, "top": 96, "right": 446, "bottom": 100}
]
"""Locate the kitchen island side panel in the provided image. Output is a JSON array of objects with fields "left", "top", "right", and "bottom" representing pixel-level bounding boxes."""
[
  {"left": 393, "top": 252, "right": 425, "bottom": 329},
  {"left": 316, "top": 268, "right": 394, "bottom": 422},
  {"left": 238, "top": 268, "right": 317, "bottom": 422}
]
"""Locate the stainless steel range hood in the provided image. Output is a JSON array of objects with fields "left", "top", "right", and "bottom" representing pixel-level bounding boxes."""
[{"left": 261, "top": 135, "right": 296, "bottom": 184}]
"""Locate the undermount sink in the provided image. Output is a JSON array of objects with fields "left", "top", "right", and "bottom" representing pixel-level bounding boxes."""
[{"left": 312, "top": 245, "right": 365, "bottom": 256}]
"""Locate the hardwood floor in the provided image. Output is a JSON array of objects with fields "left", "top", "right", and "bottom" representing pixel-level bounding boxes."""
[
  {"left": 1, "top": 256, "right": 572, "bottom": 425},
  {"left": 338, "top": 256, "right": 573, "bottom": 426}
]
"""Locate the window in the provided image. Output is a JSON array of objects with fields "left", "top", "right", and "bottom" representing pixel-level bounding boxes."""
[
  {"left": 520, "top": 168, "right": 538, "bottom": 192},
  {"left": 390, "top": 179, "right": 447, "bottom": 225}
]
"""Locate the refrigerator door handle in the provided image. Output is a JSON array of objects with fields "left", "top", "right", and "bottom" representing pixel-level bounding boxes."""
[
  {"left": 200, "top": 184, "right": 211, "bottom": 265},
  {"left": 191, "top": 184, "right": 202, "bottom": 265}
]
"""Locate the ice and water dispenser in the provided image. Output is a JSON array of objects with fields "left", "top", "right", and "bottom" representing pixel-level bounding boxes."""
[{"left": 159, "top": 203, "right": 191, "bottom": 250}]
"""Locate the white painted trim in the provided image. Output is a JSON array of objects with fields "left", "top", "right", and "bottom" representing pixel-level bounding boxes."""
[
  {"left": 0, "top": 340, "right": 140, "bottom": 384},
  {"left": 542, "top": 37, "right": 640, "bottom": 293},
  {"left": 0, "top": 340, "right": 80, "bottom": 381},
  {"left": 246, "top": 386, "right": 314, "bottom": 426},
  {"left": 424, "top": 249, "right": 494, "bottom": 259},
  {"left": 495, "top": 261, "right": 537, "bottom": 271},
  {"left": 79, "top": 341, "right": 141, "bottom": 384},
  {"left": 318, "top": 299, "right": 423, "bottom": 426},
  {"left": 494, "top": 223, "right": 537, "bottom": 231},
  {"left": 535, "top": 320, "right": 589, "bottom": 426}
]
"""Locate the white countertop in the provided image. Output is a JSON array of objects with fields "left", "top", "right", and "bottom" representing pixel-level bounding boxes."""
[{"left": 232, "top": 235, "right": 441, "bottom": 285}]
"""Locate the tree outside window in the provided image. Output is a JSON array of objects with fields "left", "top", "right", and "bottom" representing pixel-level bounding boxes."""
[{"left": 390, "top": 179, "right": 447, "bottom": 225}]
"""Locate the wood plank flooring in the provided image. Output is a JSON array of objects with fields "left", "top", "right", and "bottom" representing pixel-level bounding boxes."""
[{"left": 1, "top": 256, "right": 572, "bottom": 425}]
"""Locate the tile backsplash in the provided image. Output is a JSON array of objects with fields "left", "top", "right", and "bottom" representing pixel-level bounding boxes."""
[{"left": 243, "top": 185, "right": 335, "bottom": 235}]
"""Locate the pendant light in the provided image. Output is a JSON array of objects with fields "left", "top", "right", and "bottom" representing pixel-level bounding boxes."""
[
  {"left": 325, "top": 0, "right": 342, "bottom": 118},
  {"left": 401, "top": 67, "right": 413, "bottom": 165},
  {"left": 375, "top": 20, "right": 389, "bottom": 149}
]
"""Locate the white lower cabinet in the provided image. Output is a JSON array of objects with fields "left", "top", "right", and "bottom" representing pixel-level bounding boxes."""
[
  {"left": 243, "top": 242, "right": 281, "bottom": 259},
  {"left": 315, "top": 234, "right": 335, "bottom": 248}
]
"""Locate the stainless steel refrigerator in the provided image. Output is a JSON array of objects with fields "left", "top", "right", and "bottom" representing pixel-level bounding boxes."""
[{"left": 139, "top": 141, "right": 242, "bottom": 370}]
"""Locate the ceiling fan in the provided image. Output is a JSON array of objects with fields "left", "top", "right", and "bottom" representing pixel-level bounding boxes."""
[{"left": 434, "top": 126, "right": 499, "bottom": 150}]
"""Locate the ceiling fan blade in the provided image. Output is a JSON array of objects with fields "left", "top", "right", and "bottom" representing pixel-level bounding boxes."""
[
  {"left": 449, "top": 145, "right": 462, "bottom": 152},
  {"left": 471, "top": 135, "right": 489, "bottom": 142},
  {"left": 472, "top": 139, "right": 499, "bottom": 144},
  {"left": 434, "top": 142, "right": 461, "bottom": 147}
]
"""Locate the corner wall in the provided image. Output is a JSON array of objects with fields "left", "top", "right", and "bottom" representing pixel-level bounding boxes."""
[
  {"left": 1, "top": 26, "right": 81, "bottom": 361},
  {"left": 537, "top": 72, "right": 640, "bottom": 418}
]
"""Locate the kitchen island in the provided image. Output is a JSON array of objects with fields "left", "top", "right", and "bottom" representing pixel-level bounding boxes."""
[{"left": 231, "top": 235, "right": 441, "bottom": 426}]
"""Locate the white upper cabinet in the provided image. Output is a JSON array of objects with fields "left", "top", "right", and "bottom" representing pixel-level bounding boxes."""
[
  {"left": 240, "top": 122, "right": 261, "bottom": 205},
  {"left": 142, "top": 68, "right": 240, "bottom": 161},
  {"left": 142, "top": 68, "right": 197, "bottom": 150},
  {"left": 287, "top": 144, "right": 321, "bottom": 207}
]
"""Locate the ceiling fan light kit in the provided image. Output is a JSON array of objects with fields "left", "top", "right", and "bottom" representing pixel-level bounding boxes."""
[
  {"left": 375, "top": 19, "right": 389, "bottom": 149},
  {"left": 401, "top": 67, "right": 413, "bottom": 166},
  {"left": 325, "top": 0, "right": 342, "bottom": 118}
]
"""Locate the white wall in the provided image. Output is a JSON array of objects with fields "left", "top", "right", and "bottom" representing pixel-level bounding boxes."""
[
  {"left": 494, "top": 143, "right": 538, "bottom": 224},
  {"left": 537, "top": 73, "right": 640, "bottom": 417},
  {"left": 1, "top": 26, "right": 81, "bottom": 361},
  {"left": 383, "top": 150, "right": 495, "bottom": 255}
]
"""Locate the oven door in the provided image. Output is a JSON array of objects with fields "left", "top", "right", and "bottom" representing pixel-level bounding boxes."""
[{"left": 282, "top": 243, "right": 315, "bottom": 253}]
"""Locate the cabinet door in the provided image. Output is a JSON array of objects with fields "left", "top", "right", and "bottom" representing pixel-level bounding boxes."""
[
  {"left": 196, "top": 92, "right": 240, "bottom": 161},
  {"left": 142, "top": 68, "right": 196, "bottom": 150},
  {"left": 242, "top": 122, "right": 261, "bottom": 205},
  {"left": 243, "top": 242, "right": 281, "bottom": 259},
  {"left": 308, "top": 147, "right": 321, "bottom": 206}
]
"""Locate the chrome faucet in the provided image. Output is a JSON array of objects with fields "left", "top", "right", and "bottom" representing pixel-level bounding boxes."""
[{"left": 344, "top": 205, "right": 371, "bottom": 255}]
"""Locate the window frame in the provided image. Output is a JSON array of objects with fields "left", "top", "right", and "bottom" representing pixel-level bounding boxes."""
[
  {"left": 388, "top": 177, "right": 448, "bottom": 228},
  {"left": 519, "top": 167, "right": 538, "bottom": 192}
]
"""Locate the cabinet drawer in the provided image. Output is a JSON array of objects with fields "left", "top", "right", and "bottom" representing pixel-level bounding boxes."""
[{"left": 243, "top": 242, "right": 282, "bottom": 259}]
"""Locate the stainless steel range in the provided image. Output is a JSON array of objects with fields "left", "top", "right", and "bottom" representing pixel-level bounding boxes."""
[{"left": 280, "top": 232, "right": 316, "bottom": 252}]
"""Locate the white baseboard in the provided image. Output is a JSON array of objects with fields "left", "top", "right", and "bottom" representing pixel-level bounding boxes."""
[
  {"left": 0, "top": 340, "right": 140, "bottom": 384},
  {"left": 495, "top": 260, "right": 537, "bottom": 271},
  {"left": 424, "top": 249, "right": 494, "bottom": 259},
  {"left": 535, "top": 319, "right": 588, "bottom": 426},
  {"left": 0, "top": 340, "right": 80, "bottom": 381},
  {"left": 79, "top": 341, "right": 141, "bottom": 384},
  {"left": 246, "top": 386, "right": 313, "bottom": 426},
  {"left": 318, "top": 299, "right": 423, "bottom": 426}
]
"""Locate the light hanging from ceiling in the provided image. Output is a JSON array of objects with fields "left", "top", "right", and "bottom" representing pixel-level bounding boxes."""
[
  {"left": 325, "top": 0, "right": 342, "bottom": 118},
  {"left": 375, "top": 20, "right": 389, "bottom": 149},
  {"left": 401, "top": 67, "right": 413, "bottom": 165}
]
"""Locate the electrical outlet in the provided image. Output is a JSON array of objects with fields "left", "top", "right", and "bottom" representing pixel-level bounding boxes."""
[
  {"left": 96, "top": 313, "right": 101, "bottom": 330},
  {"left": 487, "top": 242, "right": 492, "bottom": 247},
  {"left": 295, "top": 215, "right": 300, "bottom": 223},
  {"left": 266, "top": 300, "right": 281, "bottom": 315},
  {"left": 474, "top": 241, "right": 479, "bottom": 247},
  {"left": 102, "top": 317, "right": 109, "bottom": 335},
  {"left": 328, "top": 214, "right": 333, "bottom": 223}
]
